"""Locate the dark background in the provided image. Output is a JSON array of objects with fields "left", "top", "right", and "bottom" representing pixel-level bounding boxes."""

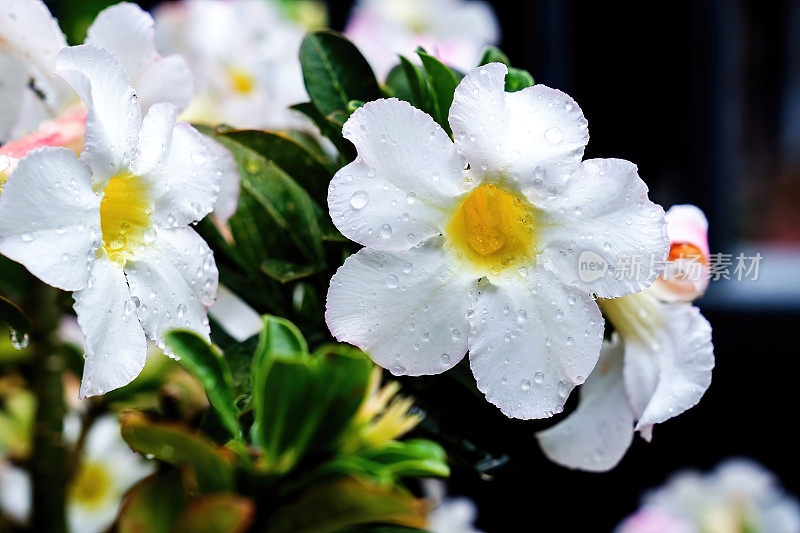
[{"left": 44, "top": 0, "right": 800, "bottom": 530}]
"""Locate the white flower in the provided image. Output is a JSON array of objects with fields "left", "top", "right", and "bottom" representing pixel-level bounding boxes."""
[
  {"left": 0, "top": 416, "right": 154, "bottom": 533},
  {"left": 153, "top": 0, "right": 309, "bottom": 130},
  {"left": 424, "top": 479, "right": 484, "bottom": 533},
  {"left": 325, "top": 63, "right": 668, "bottom": 419},
  {"left": 0, "top": 0, "right": 192, "bottom": 140},
  {"left": 616, "top": 459, "right": 800, "bottom": 533},
  {"left": 537, "top": 205, "right": 714, "bottom": 471},
  {"left": 345, "top": 0, "right": 500, "bottom": 78},
  {"left": 0, "top": 43, "right": 222, "bottom": 397}
]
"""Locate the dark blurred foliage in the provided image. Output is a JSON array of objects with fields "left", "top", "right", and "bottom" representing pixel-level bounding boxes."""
[{"left": 41, "top": 0, "right": 800, "bottom": 530}]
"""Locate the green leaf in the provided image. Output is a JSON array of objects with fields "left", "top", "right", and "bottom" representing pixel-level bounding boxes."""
[
  {"left": 399, "top": 56, "right": 434, "bottom": 115},
  {"left": 300, "top": 30, "right": 381, "bottom": 116},
  {"left": 384, "top": 64, "right": 415, "bottom": 103},
  {"left": 417, "top": 49, "right": 462, "bottom": 135},
  {"left": 164, "top": 330, "right": 241, "bottom": 440},
  {"left": 291, "top": 102, "right": 356, "bottom": 162},
  {"left": 0, "top": 295, "right": 31, "bottom": 349},
  {"left": 266, "top": 477, "right": 427, "bottom": 533},
  {"left": 251, "top": 316, "right": 309, "bottom": 450},
  {"left": 120, "top": 411, "right": 235, "bottom": 493},
  {"left": 172, "top": 494, "right": 255, "bottom": 533},
  {"left": 213, "top": 135, "right": 326, "bottom": 266},
  {"left": 260, "top": 260, "right": 323, "bottom": 284},
  {"left": 478, "top": 45, "right": 510, "bottom": 67},
  {"left": 251, "top": 327, "right": 372, "bottom": 473},
  {"left": 505, "top": 67, "right": 535, "bottom": 92},
  {"left": 222, "top": 130, "right": 332, "bottom": 201},
  {"left": 118, "top": 471, "right": 186, "bottom": 533}
]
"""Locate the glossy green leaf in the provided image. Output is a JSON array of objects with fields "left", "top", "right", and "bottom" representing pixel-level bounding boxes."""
[
  {"left": 300, "top": 30, "right": 381, "bottom": 116},
  {"left": 120, "top": 411, "right": 235, "bottom": 493},
  {"left": 172, "top": 494, "right": 255, "bottom": 533},
  {"left": 478, "top": 45, "right": 510, "bottom": 67},
  {"left": 213, "top": 135, "right": 326, "bottom": 266},
  {"left": 261, "top": 260, "right": 324, "bottom": 284},
  {"left": 165, "top": 330, "right": 241, "bottom": 440},
  {"left": 417, "top": 49, "right": 462, "bottom": 135},
  {"left": 399, "top": 56, "right": 434, "bottom": 115},
  {"left": 291, "top": 102, "right": 356, "bottom": 162},
  {"left": 118, "top": 471, "right": 186, "bottom": 533},
  {"left": 266, "top": 477, "right": 427, "bottom": 533},
  {"left": 222, "top": 130, "right": 332, "bottom": 201},
  {"left": 505, "top": 67, "right": 535, "bottom": 92}
]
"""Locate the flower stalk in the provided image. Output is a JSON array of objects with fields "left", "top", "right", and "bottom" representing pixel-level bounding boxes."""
[{"left": 28, "top": 282, "right": 67, "bottom": 533}]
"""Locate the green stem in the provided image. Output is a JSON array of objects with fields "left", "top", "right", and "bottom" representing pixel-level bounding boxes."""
[{"left": 28, "top": 283, "right": 67, "bottom": 533}]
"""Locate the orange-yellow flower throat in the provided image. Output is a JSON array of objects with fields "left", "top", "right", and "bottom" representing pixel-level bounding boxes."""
[{"left": 446, "top": 183, "right": 538, "bottom": 276}]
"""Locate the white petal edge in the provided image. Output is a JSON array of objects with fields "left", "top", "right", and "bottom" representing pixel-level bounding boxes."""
[
  {"left": 123, "top": 226, "right": 218, "bottom": 353},
  {"left": 449, "top": 63, "right": 588, "bottom": 190},
  {"left": 85, "top": 3, "right": 192, "bottom": 113},
  {"left": 330, "top": 98, "right": 465, "bottom": 251},
  {"left": 55, "top": 44, "right": 141, "bottom": 187},
  {"left": 149, "top": 123, "right": 222, "bottom": 227},
  {"left": 622, "top": 301, "right": 714, "bottom": 430},
  {"left": 74, "top": 258, "right": 147, "bottom": 397},
  {"left": 538, "top": 158, "right": 669, "bottom": 299},
  {"left": 468, "top": 266, "right": 604, "bottom": 419},
  {"left": 536, "top": 335, "right": 635, "bottom": 472},
  {"left": 0, "top": 147, "right": 100, "bottom": 291},
  {"left": 326, "top": 238, "right": 474, "bottom": 375}
]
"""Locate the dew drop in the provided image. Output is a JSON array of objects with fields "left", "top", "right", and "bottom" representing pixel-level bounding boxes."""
[
  {"left": 544, "top": 127, "right": 564, "bottom": 144},
  {"left": 350, "top": 190, "right": 369, "bottom": 209}
]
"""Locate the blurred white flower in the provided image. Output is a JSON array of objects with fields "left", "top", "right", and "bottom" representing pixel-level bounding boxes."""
[
  {"left": 325, "top": 63, "right": 668, "bottom": 420},
  {"left": 424, "top": 479, "right": 484, "bottom": 533},
  {"left": 0, "top": 416, "right": 154, "bottom": 533},
  {"left": 154, "top": 0, "right": 310, "bottom": 130},
  {"left": 0, "top": 43, "right": 222, "bottom": 397},
  {"left": 651, "top": 205, "right": 711, "bottom": 303},
  {"left": 0, "top": 0, "right": 192, "bottom": 141},
  {"left": 537, "top": 205, "right": 714, "bottom": 471},
  {"left": 616, "top": 459, "right": 800, "bottom": 533},
  {"left": 345, "top": 0, "right": 500, "bottom": 78}
]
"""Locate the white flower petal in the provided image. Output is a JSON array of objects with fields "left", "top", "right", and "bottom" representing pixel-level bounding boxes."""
[
  {"left": 85, "top": 2, "right": 192, "bottom": 113},
  {"left": 0, "top": 147, "right": 100, "bottom": 291},
  {"left": 74, "top": 258, "right": 147, "bottom": 397},
  {"left": 536, "top": 335, "right": 635, "bottom": 472},
  {"left": 538, "top": 158, "right": 669, "bottom": 298},
  {"left": 449, "top": 63, "right": 588, "bottom": 189},
  {"left": 131, "top": 102, "right": 177, "bottom": 179},
  {"left": 55, "top": 44, "right": 141, "bottom": 187},
  {"left": 468, "top": 267, "right": 604, "bottom": 419},
  {"left": 0, "top": 53, "right": 27, "bottom": 141},
  {"left": 208, "top": 285, "right": 262, "bottom": 342},
  {"left": 623, "top": 302, "right": 714, "bottom": 430},
  {"left": 205, "top": 134, "right": 239, "bottom": 223},
  {"left": 124, "top": 226, "right": 217, "bottom": 352},
  {"left": 330, "top": 98, "right": 465, "bottom": 251},
  {"left": 150, "top": 123, "right": 222, "bottom": 227},
  {"left": 326, "top": 238, "right": 473, "bottom": 375},
  {"left": 0, "top": 0, "right": 66, "bottom": 89}
]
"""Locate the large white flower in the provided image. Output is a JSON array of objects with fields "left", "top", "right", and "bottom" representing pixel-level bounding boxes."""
[
  {"left": 616, "top": 459, "right": 800, "bottom": 533},
  {"left": 154, "top": 0, "right": 309, "bottom": 130},
  {"left": 0, "top": 43, "right": 223, "bottom": 397},
  {"left": 326, "top": 63, "right": 668, "bottom": 419},
  {"left": 345, "top": 0, "right": 500, "bottom": 78},
  {"left": 537, "top": 204, "right": 714, "bottom": 471},
  {"left": 0, "top": 415, "right": 154, "bottom": 533}
]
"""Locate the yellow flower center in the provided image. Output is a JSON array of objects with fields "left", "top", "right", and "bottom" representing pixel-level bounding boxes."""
[
  {"left": 69, "top": 461, "right": 112, "bottom": 509},
  {"left": 228, "top": 67, "right": 256, "bottom": 95},
  {"left": 446, "top": 183, "right": 538, "bottom": 276},
  {"left": 99, "top": 173, "right": 153, "bottom": 266}
]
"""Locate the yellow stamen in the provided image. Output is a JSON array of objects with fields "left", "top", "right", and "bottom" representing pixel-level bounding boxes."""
[
  {"left": 228, "top": 67, "right": 256, "bottom": 95},
  {"left": 99, "top": 172, "right": 153, "bottom": 266},
  {"left": 446, "top": 183, "right": 538, "bottom": 276},
  {"left": 69, "top": 461, "right": 112, "bottom": 509}
]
